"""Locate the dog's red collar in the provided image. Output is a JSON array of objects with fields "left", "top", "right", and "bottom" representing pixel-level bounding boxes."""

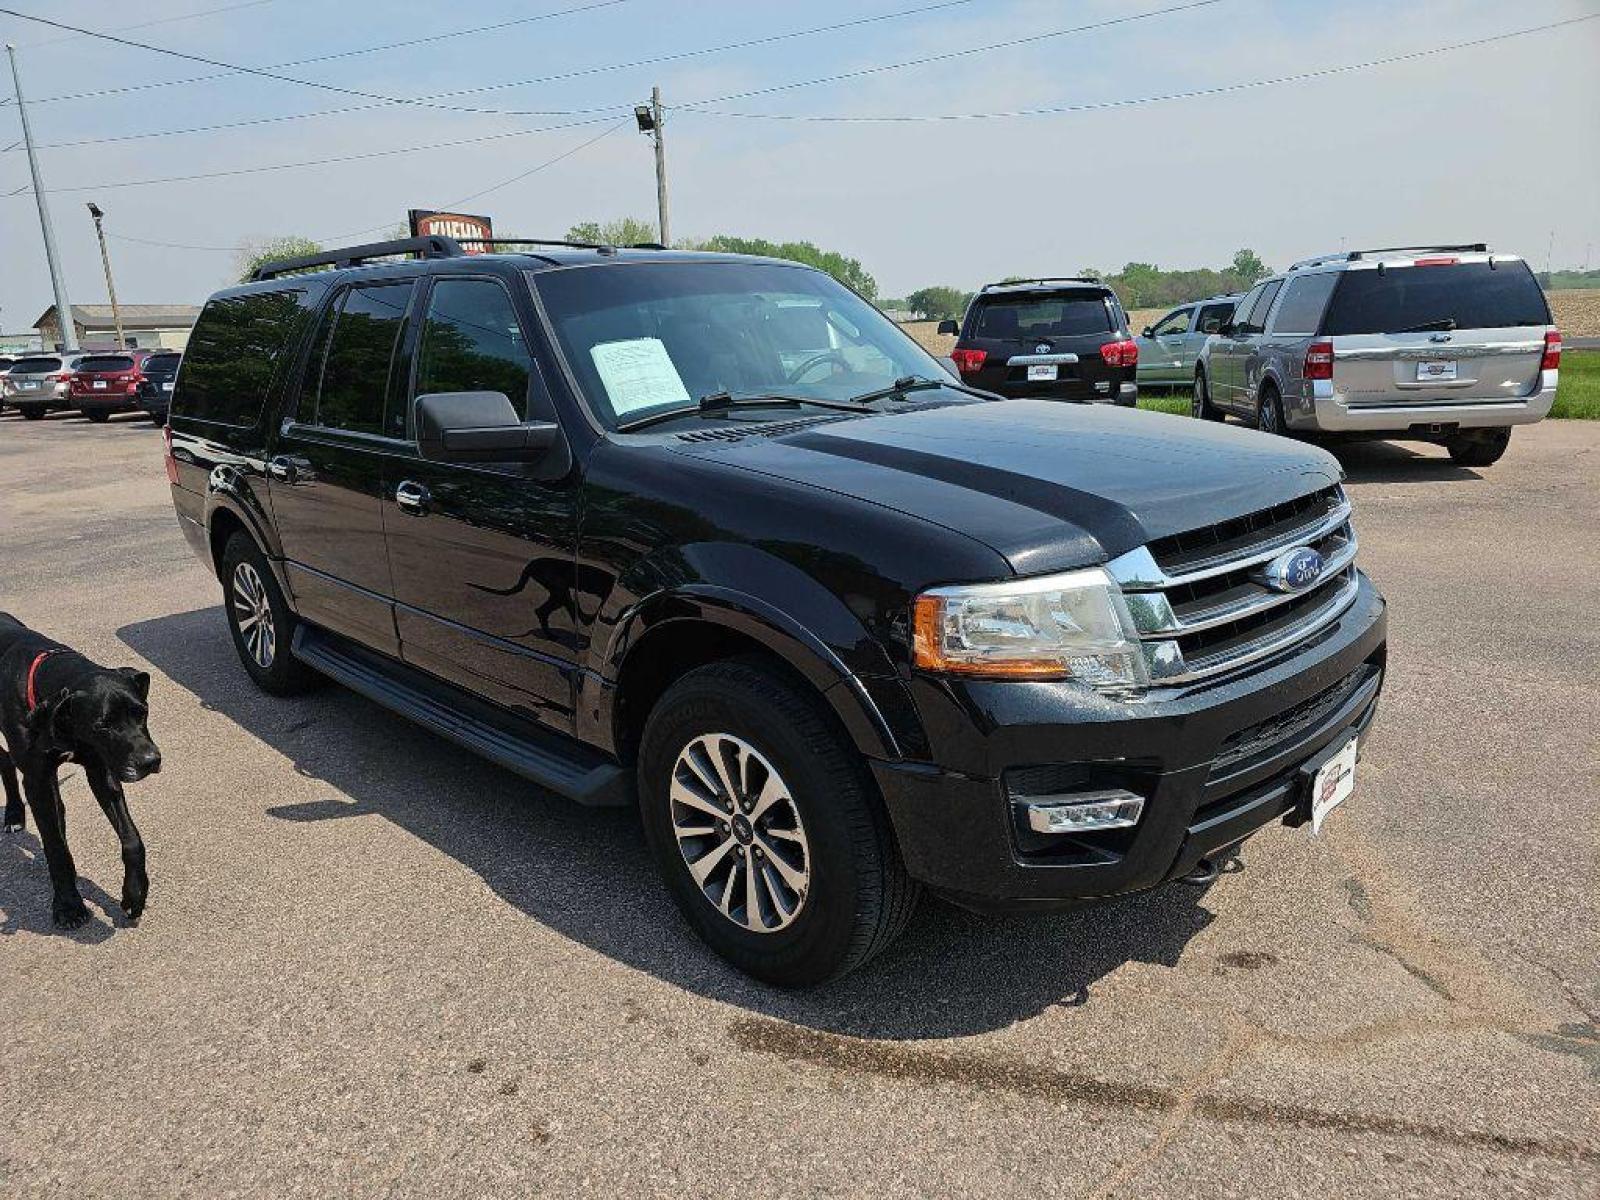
[{"left": 25, "top": 650, "right": 62, "bottom": 713}]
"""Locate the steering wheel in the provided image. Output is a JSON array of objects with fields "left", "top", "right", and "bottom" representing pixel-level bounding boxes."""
[{"left": 785, "top": 350, "right": 851, "bottom": 385}]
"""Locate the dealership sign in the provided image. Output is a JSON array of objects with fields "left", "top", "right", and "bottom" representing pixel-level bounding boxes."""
[{"left": 408, "top": 209, "right": 493, "bottom": 253}]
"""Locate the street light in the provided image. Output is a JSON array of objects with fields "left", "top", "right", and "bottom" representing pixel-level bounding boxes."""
[{"left": 85, "top": 202, "right": 127, "bottom": 349}]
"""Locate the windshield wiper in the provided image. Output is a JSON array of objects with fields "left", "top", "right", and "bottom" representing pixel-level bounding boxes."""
[
  {"left": 846, "top": 375, "right": 945, "bottom": 405},
  {"left": 616, "top": 392, "right": 803, "bottom": 432},
  {"left": 1396, "top": 318, "right": 1457, "bottom": 333}
]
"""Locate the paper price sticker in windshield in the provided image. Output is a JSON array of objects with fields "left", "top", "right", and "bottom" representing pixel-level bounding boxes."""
[{"left": 590, "top": 338, "right": 691, "bottom": 417}]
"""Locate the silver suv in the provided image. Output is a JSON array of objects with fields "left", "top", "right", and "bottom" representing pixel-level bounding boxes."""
[{"left": 1193, "top": 244, "right": 1559, "bottom": 466}]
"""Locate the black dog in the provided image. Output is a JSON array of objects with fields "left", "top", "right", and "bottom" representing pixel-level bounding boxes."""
[{"left": 1, "top": 613, "right": 162, "bottom": 928}]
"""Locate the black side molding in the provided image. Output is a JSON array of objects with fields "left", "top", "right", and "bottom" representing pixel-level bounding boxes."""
[{"left": 292, "top": 626, "right": 630, "bottom": 808}]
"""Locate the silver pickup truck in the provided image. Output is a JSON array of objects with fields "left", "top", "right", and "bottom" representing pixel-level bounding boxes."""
[{"left": 1193, "top": 244, "right": 1559, "bottom": 466}]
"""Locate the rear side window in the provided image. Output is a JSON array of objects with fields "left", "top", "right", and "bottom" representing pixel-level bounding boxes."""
[
  {"left": 414, "top": 278, "right": 533, "bottom": 426},
  {"left": 1270, "top": 274, "right": 1339, "bottom": 335},
  {"left": 9, "top": 356, "right": 61, "bottom": 373},
  {"left": 175, "top": 288, "right": 311, "bottom": 426},
  {"left": 971, "top": 292, "right": 1112, "bottom": 339},
  {"left": 305, "top": 282, "right": 413, "bottom": 435},
  {"left": 78, "top": 355, "right": 135, "bottom": 372},
  {"left": 1320, "top": 261, "right": 1550, "bottom": 335}
]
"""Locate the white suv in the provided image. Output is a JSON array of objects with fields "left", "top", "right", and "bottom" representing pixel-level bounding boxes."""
[{"left": 1193, "top": 244, "right": 1559, "bottom": 466}]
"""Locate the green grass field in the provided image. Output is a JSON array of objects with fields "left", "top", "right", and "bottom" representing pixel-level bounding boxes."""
[{"left": 1137, "top": 351, "right": 1600, "bottom": 420}]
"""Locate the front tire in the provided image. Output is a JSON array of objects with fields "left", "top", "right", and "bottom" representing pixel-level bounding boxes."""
[
  {"left": 19, "top": 405, "right": 45, "bottom": 420},
  {"left": 1192, "top": 370, "right": 1223, "bottom": 421},
  {"left": 638, "top": 660, "right": 918, "bottom": 986},
  {"left": 221, "top": 532, "right": 319, "bottom": 696},
  {"left": 1447, "top": 427, "right": 1511, "bottom": 466},
  {"left": 84, "top": 409, "right": 111, "bottom": 423}
]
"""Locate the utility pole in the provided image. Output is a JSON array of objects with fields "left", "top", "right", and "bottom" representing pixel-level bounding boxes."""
[
  {"left": 634, "top": 85, "right": 671, "bottom": 247},
  {"left": 6, "top": 44, "right": 77, "bottom": 352},
  {"left": 86, "top": 203, "right": 126, "bottom": 348}
]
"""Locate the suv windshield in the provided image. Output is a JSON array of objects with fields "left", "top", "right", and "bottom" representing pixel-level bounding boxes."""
[
  {"left": 533, "top": 261, "right": 943, "bottom": 429},
  {"left": 79, "top": 355, "right": 135, "bottom": 371},
  {"left": 970, "top": 290, "right": 1112, "bottom": 339},
  {"left": 1320, "top": 261, "right": 1549, "bottom": 335},
  {"left": 10, "top": 357, "right": 62, "bottom": 373}
]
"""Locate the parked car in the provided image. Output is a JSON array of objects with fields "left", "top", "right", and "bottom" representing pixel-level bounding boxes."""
[
  {"left": 1193, "top": 244, "right": 1558, "bottom": 465},
  {"left": 70, "top": 350, "right": 153, "bottom": 422},
  {"left": 2, "top": 353, "right": 82, "bottom": 419},
  {"left": 137, "top": 350, "right": 183, "bottom": 423},
  {"left": 167, "top": 235, "right": 1386, "bottom": 985},
  {"left": 1134, "top": 293, "right": 1242, "bottom": 389},
  {"left": 937, "top": 278, "right": 1140, "bottom": 404}
]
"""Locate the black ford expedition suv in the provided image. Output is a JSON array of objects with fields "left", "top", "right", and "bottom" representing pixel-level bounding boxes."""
[
  {"left": 939, "top": 277, "right": 1140, "bottom": 404},
  {"left": 166, "top": 236, "right": 1386, "bottom": 985}
]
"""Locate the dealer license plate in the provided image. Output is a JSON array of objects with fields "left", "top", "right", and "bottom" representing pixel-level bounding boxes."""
[
  {"left": 1309, "top": 735, "right": 1358, "bottom": 836},
  {"left": 1416, "top": 360, "right": 1457, "bottom": 382},
  {"left": 1027, "top": 364, "right": 1058, "bottom": 382},
  {"left": 162, "top": 382, "right": 174, "bottom": 391},
  {"left": 93, "top": 379, "right": 108, "bottom": 389},
  {"left": 18, "top": 380, "right": 38, "bottom": 390}
]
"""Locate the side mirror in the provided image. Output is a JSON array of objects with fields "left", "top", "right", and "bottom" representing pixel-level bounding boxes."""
[
  {"left": 1141, "top": 326, "right": 1154, "bottom": 338},
  {"left": 415, "top": 391, "right": 559, "bottom": 464},
  {"left": 936, "top": 319, "right": 959, "bottom": 336},
  {"left": 1217, "top": 322, "right": 1236, "bottom": 338}
]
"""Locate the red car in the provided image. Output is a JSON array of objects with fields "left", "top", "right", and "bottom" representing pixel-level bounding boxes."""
[{"left": 70, "top": 350, "right": 155, "bottom": 422}]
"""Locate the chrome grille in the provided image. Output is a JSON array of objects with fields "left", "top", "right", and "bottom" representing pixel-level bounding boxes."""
[{"left": 1108, "top": 485, "right": 1360, "bottom": 686}]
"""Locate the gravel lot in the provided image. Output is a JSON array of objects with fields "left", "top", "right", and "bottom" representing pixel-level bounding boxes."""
[{"left": 2, "top": 409, "right": 1596, "bottom": 1198}]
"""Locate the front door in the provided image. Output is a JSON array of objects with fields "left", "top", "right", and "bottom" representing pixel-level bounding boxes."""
[
  {"left": 1146, "top": 306, "right": 1192, "bottom": 383},
  {"left": 380, "top": 275, "right": 581, "bottom": 731},
  {"left": 1209, "top": 283, "right": 1265, "bottom": 410},
  {"left": 267, "top": 279, "right": 417, "bottom": 655}
]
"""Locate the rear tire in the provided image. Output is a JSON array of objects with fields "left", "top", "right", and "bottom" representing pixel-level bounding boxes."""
[
  {"left": 638, "top": 659, "right": 919, "bottom": 986},
  {"left": 221, "top": 531, "right": 320, "bottom": 696},
  {"left": 20, "top": 406, "right": 45, "bottom": 420},
  {"left": 1256, "top": 384, "right": 1286, "bottom": 436},
  {"left": 1192, "top": 370, "right": 1223, "bottom": 421},
  {"left": 1446, "top": 427, "right": 1510, "bottom": 466}
]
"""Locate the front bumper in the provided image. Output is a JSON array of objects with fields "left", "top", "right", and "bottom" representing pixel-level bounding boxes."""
[
  {"left": 871, "top": 573, "right": 1386, "bottom": 911},
  {"left": 1300, "top": 372, "right": 1557, "bottom": 433}
]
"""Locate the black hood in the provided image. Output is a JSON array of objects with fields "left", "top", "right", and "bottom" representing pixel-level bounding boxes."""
[{"left": 669, "top": 398, "right": 1342, "bottom": 576}]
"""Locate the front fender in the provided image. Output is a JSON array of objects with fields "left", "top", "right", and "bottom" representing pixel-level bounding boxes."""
[{"left": 581, "top": 543, "right": 911, "bottom": 761}]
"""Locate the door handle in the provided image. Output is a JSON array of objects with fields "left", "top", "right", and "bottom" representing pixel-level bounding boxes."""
[
  {"left": 394, "top": 480, "right": 431, "bottom": 515},
  {"left": 266, "top": 455, "right": 303, "bottom": 483}
]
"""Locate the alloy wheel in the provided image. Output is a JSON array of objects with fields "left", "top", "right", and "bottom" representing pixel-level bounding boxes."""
[
  {"left": 232, "top": 561, "right": 277, "bottom": 669},
  {"left": 669, "top": 733, "right": 811, "bottom": 933}
]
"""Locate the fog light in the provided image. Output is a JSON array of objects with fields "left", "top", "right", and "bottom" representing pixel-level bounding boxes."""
[{"left": 1024, "top": 789, "right": 1145, "bottom": 833}]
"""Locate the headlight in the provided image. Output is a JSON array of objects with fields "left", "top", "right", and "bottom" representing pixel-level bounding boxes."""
[{"left": 912, "top": 568, "right": 1149, "bottom": 692}]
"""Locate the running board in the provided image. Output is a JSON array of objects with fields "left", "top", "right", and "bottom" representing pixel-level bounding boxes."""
[{"left": 292, "top": 626, "right": 630, "bottom": 808}]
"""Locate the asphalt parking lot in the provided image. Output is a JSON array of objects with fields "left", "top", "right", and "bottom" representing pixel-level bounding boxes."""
[{"left": 2, "top": 408, "right": 1596, "bottom": 1198}]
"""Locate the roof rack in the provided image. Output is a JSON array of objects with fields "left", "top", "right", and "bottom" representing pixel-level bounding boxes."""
[
  {"left": 454, "top": 237, "right": 625, "bottom": 254},
  {"left": 250, "top": 235, "right": 465, "bottom": 281},
  {"left": 1291, "top": 243, "right": 1489, "bottom": 271},
  {"left": 981, "top": 276, "right": 1102, "bottom": 291}
]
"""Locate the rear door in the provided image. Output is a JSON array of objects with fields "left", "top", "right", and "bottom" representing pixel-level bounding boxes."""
[
  {"left": 1319, "top": 259, "right": 1551, "bottom": 408},
  {"left": 381, "top": 274, "right": 580, "bottom": 729},
  {"left": 958, "top": 288, "right": 1121, "bottom": 401},
  {"left": 267, "top": 279, "right": 417, "bottom": 655}
]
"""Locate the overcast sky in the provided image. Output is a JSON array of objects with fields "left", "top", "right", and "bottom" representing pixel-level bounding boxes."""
[{"left": 3, "top": 0, "right": 1597, "bottom": 329}]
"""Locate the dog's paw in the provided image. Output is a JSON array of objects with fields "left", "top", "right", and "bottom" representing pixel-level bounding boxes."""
[
  {"left": 52, "top": 896, "right": 92, "bottom": 930},
  {"left": 121, "top": 884, "right": 147, "bottom": 925}
]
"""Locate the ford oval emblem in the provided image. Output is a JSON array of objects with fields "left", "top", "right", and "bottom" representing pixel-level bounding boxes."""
[{"left": 1261, "top": 547, "right": 1324, "bottom": 593}]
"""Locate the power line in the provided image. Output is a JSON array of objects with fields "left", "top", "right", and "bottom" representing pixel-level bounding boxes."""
[
  {"left": 0, "top": 4, "right": 631, "bottom": 119},
  {"left": 16, "top": 114, "right": 622, "bottom": 195},
  {"left": 98, "top": 120, "right": 630, "bottom": 252},
  {"left": 672, "top": 12, "right": 1600, "bottom": 122},
  {"left": 9, "top": 0, "right": 985, "bottom": 147},
  {"left": 12, "top": 0, "right": 281, "bottom": 50},
  {"left": 21, "top": 0, "right": 638, "bottom": 106}
]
